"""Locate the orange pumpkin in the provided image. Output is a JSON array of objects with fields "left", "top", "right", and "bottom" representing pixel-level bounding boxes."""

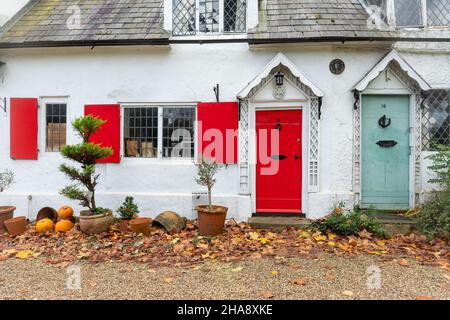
[
  {"left": 55, "top": 220, "right": 74, "bottom": 232},
  {"left": 58, "top": 206, "right": 74, "bottom": 220},
  {"left": 36, "top": 218, "right": 55, "bottom": 233}
]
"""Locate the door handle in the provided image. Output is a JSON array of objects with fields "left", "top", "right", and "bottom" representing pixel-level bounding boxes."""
[
  {"left": 294, "top": 155, "right": 301, "bottom": 160},
  {"left": 376, "top": 140, "right": 398, "bottom": 148},
  {"left": 271, "top": 155, "right": 288, "bottom": 160}
]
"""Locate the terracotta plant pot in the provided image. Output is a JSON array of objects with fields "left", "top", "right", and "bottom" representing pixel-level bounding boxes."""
[
  {"left": 129, "top": 218, "right": 151, "bottom": 235},
  {"left": 118, "top": 219, "right": 129, "bottom": 232},
  {"left": 4, "top": 216, "right": 27, "bottom": 236},
  {"left": 79, "top": 210, "right": 114, "bottom": 235},
  {"left": 0, "top": 206, "right": 16, "bottom": 232},
  {"left": 196, "top": 205, "right": 228, "bottom": 237},
  {"left": 36, "top": 207, "right": 58, "bottom": 224}
]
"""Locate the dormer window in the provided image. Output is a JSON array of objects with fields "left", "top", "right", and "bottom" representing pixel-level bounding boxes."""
[
  {"left": 363, "top": 0, "right": 449, "bottom": 27},
  {"left": 172, "top": 0, "right": 247, "bottom": 36},
  {"left": 393, "top": 0, "right": 450, "bottom": 27}
]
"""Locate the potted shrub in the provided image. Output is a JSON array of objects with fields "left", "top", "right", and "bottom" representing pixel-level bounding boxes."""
[
  {"left": 59, "top": 115, "right": 114, "bottom": 234},
  {"left": 194, "top": 157, "right": 228, "bottom": 236},
  {"left": 0, "top": 169, "right": 16, "bottom": 232},
  {"left": 116, "top": 196, "right": 140, "bottom": 232}
]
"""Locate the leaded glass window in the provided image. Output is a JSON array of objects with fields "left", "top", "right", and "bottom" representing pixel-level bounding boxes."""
[
  {"left": 390, "top": 0, "right": 450, "bottom": 27},
  {"left": 124, "top": 107, "right": 158, "bottom": 158},
  {"left": 163, "top": 108, "right": 195, "bottom": 158},
  {"left": 422, "top": 90, "right": 450, "bottom": 150},
  {"left": 224, "top": 0, "right": 247, "bottom": 33},
  {"left": 394, "top": 0, "right": 423, "bottom": 27},
  {"left": 173, "top": 0, "right": 246, "bottom": 36},
  {"left": 199, "top": 0, "right": 220, "bottom": 33},
  {"left": 124, "top": 106, "right": 195, "bottom": 159},
  {"left": 427, "top": 0, "right": 450, "bottom": 26},
  {"left": 172, "top": 0, "right": 196, "bottom": 36}
]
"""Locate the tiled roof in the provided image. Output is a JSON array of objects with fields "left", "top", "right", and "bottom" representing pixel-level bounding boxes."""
[
  {"left": 249, "top": 0, "right": 400, "bottom": 41},
  {"left": 0, "top": 0, "right": 168, "bottom": 46},
  {"left": 0, "top": 0, "right": 446, "bottom": 47}
]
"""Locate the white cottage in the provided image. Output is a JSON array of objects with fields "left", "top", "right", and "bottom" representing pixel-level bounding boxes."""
[{"left": 0, "top": 0, "right": 449, "bottom": 221}]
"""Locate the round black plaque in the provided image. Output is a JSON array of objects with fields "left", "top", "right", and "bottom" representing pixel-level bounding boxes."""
[{"left": 330, "top": 59, "right": 345, "bottom": 75}]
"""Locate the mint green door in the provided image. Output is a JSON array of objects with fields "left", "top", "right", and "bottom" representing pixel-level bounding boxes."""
[{"left": 361, "top": 95, "right": 410, "bottom": 209}]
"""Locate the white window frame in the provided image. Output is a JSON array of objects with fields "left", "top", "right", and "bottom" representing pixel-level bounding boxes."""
[
  {"left": 38, "top": 96, "right": 69, "bottom": 156},
  {"left": 169, "top": 0, "right": 248, "bottom": 37},
  {"left": 389, "top": 0, "right": 448, "bottom": 28},
  {"left": 120, "top": 103, "right": 197, "bottom": 163}
]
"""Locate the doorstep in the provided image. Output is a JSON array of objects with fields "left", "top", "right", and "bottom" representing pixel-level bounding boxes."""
[
  {"left": 248, "top": 216, "right": 311, "bottom": 230},
  {"left": 372, "top": 212, "right": 417, "bottom": 236},
  {"left": 248, "top": 213, "right": 417, "bottom": 236}
]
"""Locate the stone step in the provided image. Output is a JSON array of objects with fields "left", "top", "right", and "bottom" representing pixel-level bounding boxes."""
[
  {"left": 248, "top": 217, "right": 311, "bottom": 230},
  {"left": 248, "top": 213, "right": 417, "bottom": 236}
]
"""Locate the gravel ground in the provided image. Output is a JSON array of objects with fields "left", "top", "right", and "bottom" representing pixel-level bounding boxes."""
[{"left": 0, "top": 253, "right": 448, "bottom": 300}]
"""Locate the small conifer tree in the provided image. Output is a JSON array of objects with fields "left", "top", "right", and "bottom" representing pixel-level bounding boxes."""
[{"left": 59, "top": 115, "right": 112, "bottom": 214}]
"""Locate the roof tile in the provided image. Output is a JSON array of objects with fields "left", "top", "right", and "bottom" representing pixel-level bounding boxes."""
[{"left": 0, "top": 0, "right": 168, "bottom": 44}]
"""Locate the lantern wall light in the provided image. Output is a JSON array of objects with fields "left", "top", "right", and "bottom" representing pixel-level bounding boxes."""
[{"left": 275, "top": 72, "right": 284, "bottom": 86}]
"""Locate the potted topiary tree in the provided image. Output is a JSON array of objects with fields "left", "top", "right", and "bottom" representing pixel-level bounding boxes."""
[
  {"left": 194, "top": 157, "right": 228, "bottom": 236},
  {"left": 59, "top": 115, "right": 114, "bottom": 234},
  {"left": 0, "top": 169, "right": 15, "bottom": 232},
  {"left": 116, "top": 196, "right": 140, "bottom": 232}
]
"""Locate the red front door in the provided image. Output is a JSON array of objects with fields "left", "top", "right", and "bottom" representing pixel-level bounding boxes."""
[{"left": 256, "top": 110, "right": 302, "bottom": 214}]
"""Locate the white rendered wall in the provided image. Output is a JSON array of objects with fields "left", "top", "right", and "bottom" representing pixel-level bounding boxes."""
[{"left": 0, "top": 43, "right": 448, "bottom": 220}]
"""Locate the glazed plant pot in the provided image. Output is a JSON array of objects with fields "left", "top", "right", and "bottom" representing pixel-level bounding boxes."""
[
  {"left": 79, "top": 210, "right": 114, "bottom": 235},
  {"left": 0, "top": 206, "right": 16, "bottom": 232},
  {"left": 4, "top": 216, "right": 27, "bottom": 236},
  {"left": 129, "top": 218, "right": 151, "bottom": 235},
  {"left": 196, "top": 205, "right": 228, "bottom": 237}
]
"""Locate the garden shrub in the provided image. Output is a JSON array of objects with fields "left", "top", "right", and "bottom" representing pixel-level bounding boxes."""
[
  {"left": 117, "top": 196, "right": 140, "bottom": 220},
  {"left": 417, "top": 145, "right": 450, "bottom": 240},
  {"left": 313, "top": 209, "right": 387, "bottom": 238}
]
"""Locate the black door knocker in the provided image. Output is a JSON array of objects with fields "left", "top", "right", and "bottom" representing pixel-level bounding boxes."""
[{"left": 378, "top": 115, "right": 391, "bottom": 128}]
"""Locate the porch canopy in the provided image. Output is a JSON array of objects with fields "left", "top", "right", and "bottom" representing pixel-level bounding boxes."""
[
  {"left": 353, "top": 49, "right": 431, "bottom": 92},
  {"left": 237, "top": 53, "right": 324, "bottom": 100}
]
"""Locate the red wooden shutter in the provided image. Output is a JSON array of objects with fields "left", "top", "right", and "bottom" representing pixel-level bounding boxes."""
[
  {"left": 10, "top": 98, "right": 38, "bottom": 160},
  {"left": 197, "top": 102, "right": 239, "bottom": 164},
  {"left": 84, "top": 104, "right": 121, "bottom": 163}
]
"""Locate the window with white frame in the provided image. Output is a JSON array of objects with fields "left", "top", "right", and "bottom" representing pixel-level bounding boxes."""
[
  {"left": 45, "top": 103, "right": 67, "bottom": 152},
  {"left": 172, "top": 0, "right": 247, "bottom": 36},
  {"left": 393, "top": 0, "right": 450, "bottom": 27},
  {"left": 123, "top": 106, "right": 195, "bottom": 159},
  {"left": 422, "top": 89, "right": 450, "bottom": 150},
  {"left": 362, "top": 0, "right": 450, "bottom": 27}
]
